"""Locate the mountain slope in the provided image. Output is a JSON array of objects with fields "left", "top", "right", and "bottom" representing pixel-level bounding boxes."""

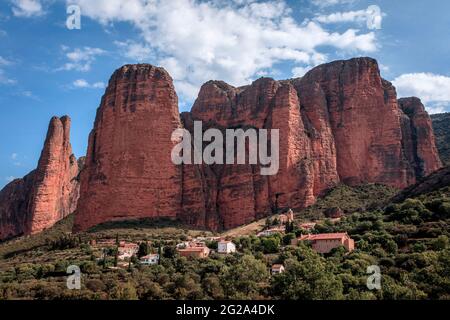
[{"left": 431, "top": 113, "right": 450, "bottom": 166}]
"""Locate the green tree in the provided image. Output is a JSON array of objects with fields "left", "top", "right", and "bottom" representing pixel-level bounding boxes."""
[
  {"left": 432, "top": 235, "right": 449, "bottom": 251},
  {"left": 220, "top": 255, "right": 270, "bottom": 299},
  {"left": 138, "top": 242, "right": 150, "bottom": 258},
  {"left": 271, "top": 251, "right": 344, "bottom": 300},
  {"left": 282, "top": 233, "right": 295, "bottom": 246},
  {"left": 261, "top": 237, "right": 280, "bottom": 254}
]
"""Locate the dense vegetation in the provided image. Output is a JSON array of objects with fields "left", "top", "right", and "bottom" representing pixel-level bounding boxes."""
[
  {"left": 431, "top": 113, "right": 450, "bottom": 166},
  {"left": 1, "top": 184, "right": 450, "bottom": 300}
]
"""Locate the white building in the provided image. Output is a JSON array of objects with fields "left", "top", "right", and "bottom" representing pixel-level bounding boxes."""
[
  {"left": 271, "top": 264, "right": 285, "bottom": 275},
  {"left": 218, "top": 241, "right": 236, "bottom": 254},
  {"left": 117, "top": 243, "right": 139, "bottom": 260},
  {"left": 257, "top": 227, "right": 285, "bottom": 237},
  {"left": 140, "top": 254, "right": 160, "bottom": 265}
]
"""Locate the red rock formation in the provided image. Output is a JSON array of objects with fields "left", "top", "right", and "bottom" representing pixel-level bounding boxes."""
[
  {"left": 294, "top": 58, "right": 414, "bottom": 188},
  {"left": 73, "top": 57, "right": 442, "bottom": 232},
  {"left": 28, "top": 116, "right": 80, "bottom": 234},
  {"left": 0, "top": 172, "right": 35, "bottom": 240},
  {"left": 0, "top": 116, "right": 80, "bottom": 240},
  {"left": 73, "top": 65, "right": 183, "bottom": 232},
  {"left": 399, "top": 97, "right": 442, "bottom": 177}
]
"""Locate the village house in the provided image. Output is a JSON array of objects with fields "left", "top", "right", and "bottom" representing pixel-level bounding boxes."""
[
  {"left": 299, "top": 222, "right": 316, "bottom": 230},
  {"left": 195, "top": 236, "right": 222, "bottom": 242},
  {"left": 292, "top": 233, "right": 355, "bottom": 254},
  {"left": 217, "top": 240, "right": 236, "bottom": 254},
  {"left": 140, "top": 254, "right": 160, "bottom": 265},
  {"left": 271, "top": 264, "right": 285, "bottom": 275},
  {"left": 117, "top": 242, "right": 139, "bottom": 260},
  {"left": 278, "top": 209, "right": 294, "bottom": 224},
  {"left": 178, "top": 246, "right": 210, "bottom": 259},
  {"left": 176, "top": 240, "right": 206, "bottom": 249},
  {"left": 90, "top": 239, "right": 116, "bottom": 247},
  {"left": 257, "top": 227, "right": 285, "bottom": 237}
]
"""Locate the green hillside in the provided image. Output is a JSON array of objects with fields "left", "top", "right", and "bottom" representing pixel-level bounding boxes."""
[{"left": 1, "top": 183, "right": 450, "bottom": 300}]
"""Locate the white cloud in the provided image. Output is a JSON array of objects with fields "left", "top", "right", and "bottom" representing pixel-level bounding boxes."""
[
  {"left": 315, "top": 5, "right": 383, "bottom": 30},
  {"left": 20, "top": 90, "right": 40, "bottom": 100},
  {"left": 9, "top": 153, "right": 24, "bottom": 166},
  {"left": 0, "top": 69, "right": 16, "bottom": 85},
  {"left": 5, "top": 176, "right": 16, "bottom": 182},
  {"left": 393, "top": 73, "right": 450, "bottom": 114},
  {"left": 68, "top": 0, "right": 379, "bottom": 101},
  {"left": 11, "top": 0, "right": 44, "bottom": 17},
  {"left": 115, "top": 41, "right": 152, "bottom": 62},
  {"left": 72, "top": 79, "right": 105, "bottom": 89},
  {"left": 292, "top": 66, "right": 312, "bottom": 78},
  {"left": 426, "top": 103, "right": 448, "bottom": 115},
  {"left": 0, "top": 56, "right": 11, "bottom": 66},
  {"left": 312, "top": 0, "right": 357, "bottom": 8},
  {"left": 58, "top": 46, "right": 106, "bottom": 72}
]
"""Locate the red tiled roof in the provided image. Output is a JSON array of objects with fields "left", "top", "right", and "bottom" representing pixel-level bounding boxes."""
[
  {"left": 272, "top": 264, "right": 284, "bottom": 270},
  {"left": 141, "top": 254, "right": 159, "bottom": 259},
  {"left": 178, "top": 247, "right": 209, "bottom": 252},
  {"left": 299, "top": 233, "right": 348, "bottom": 241},
  {"left": 120, "top": 243, "right": 139, "bottom": 248}
]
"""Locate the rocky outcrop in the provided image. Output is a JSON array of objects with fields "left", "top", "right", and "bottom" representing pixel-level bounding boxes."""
[
  {"left": 431, "top": 112, "right": 450, "bottom": 166},
  {"left": 294, "top": 58, "right": 414, "bottom": 188},
  {"left": 74, "top": 57, "right": 442, "bottom": 232},
  {"left": 73, "top": 65, "right": 183, "bottom": 232},
  {"left": 0, "top": 172, "right": 35, "bottom": 240},
  {"left": 0, "top": 116, "right": 80, "bottom": 240},
  {"left": 392, "top": 166, "right": 450, "bottom": 203},
  {"left": 399, "top": 97, "right": 443, "bottom": 177}
]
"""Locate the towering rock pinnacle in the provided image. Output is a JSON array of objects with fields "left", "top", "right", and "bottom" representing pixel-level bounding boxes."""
[
  {"left": 28, "top": 116, "right": 79, "bottom": 234},
  {"left": 73, "top": 65, "right": 183, "bottom": 232},
  {"left": 0, "top": 116, "right": 80, "bottom": 240}
]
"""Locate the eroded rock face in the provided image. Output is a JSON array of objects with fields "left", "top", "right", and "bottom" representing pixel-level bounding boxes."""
[
  {"left": 399, "top": 97, "right": 442, "bottom": 178},
  {"left": 0, "top": 172, "right": 35, "bottom": 240},
  {"left": 74, "top": 58, "right": 442, "bottom": 232},
  {"left": 295, "top": 58, "right": 413, "bottom": 188},
  {"left": 0, "top": 116, "right": 80, "bottom": 240},
  {"left": 73, "top": 65, "right": 183, "bottom": 232}
]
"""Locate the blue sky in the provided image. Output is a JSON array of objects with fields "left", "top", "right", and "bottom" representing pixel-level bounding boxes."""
[{"left": 1, "top": 0, "right": 450, "bottom": 188}]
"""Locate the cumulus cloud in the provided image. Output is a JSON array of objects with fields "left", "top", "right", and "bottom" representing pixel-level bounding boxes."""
[
  {"left": 58, "top": 46, "right": 106, "bottom": 72},
  {"left": 292, "top": 66, "right": 312, "bottom": 78},
  {"left": 393, "top": 73, "right": 450, "bottom": 114},
  {"left": 115, "top": 41, "right": 153, "bottom": 62},
  {"left": 11, "top": 0, "right": 44, "bottom": 17},
  {"left": 315, "top": 5, "right": 383, "bottom": 30},
  {"left": 68, "top": 0, "right": 379, "bottom": 101},
  {"left": 312, "top": 0, "right": 357, "bottom": 8},
  {"left": 72, "top": 79, "right": 105, "bottom": 89}
]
